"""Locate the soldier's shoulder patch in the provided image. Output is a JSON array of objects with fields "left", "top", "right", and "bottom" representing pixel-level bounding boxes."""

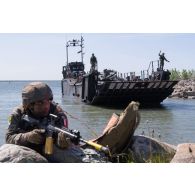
[
  {"left": 8, "top": 115, "right": 13, "bottom": 125},
  {"left": 8, "top": 114, "right": 16, "bottom": 125}
]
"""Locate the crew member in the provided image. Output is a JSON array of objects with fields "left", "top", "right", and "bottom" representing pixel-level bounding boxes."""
[
  {"left": 159, "top": 51, "right": 170, "bottom": 70},
  {"left": 90, "top": 53, "right": 98, "bottom": 72}
]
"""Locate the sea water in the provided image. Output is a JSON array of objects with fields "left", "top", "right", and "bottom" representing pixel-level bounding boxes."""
[{"left": 0, "top": 80, "right": 195, "bottom": 146}]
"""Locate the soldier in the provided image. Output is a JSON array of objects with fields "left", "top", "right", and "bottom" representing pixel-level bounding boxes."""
[
  {"left": 6, "top": 82, "right": 71, "bottom": 161},
  {"left": 159, "top": 51, "right": 170, "bottom": 70},
  {"left": 90, "top": 53, "right": 98, "bottom": 72},
  {"left": 5, "top": 82, "right": 141, "bottom": 163}
]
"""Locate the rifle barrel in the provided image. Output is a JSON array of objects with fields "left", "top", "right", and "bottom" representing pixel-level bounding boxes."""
[
  {"left": 50, "top": 125, "right": 110, "bottom": 155},
  {"left": 51, "top": 126, "right": 78, "bottom": 140}
]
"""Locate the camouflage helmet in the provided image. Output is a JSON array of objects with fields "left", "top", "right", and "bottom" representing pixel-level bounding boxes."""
[{"left": 22, "top": 82, "right": 53, "bottom": 106}]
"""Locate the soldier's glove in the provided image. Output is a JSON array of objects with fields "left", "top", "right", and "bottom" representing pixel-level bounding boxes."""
[
  {"left": 23, "top": 129, "right": 45, "bottom": 145},
  {"left": 56, "top": 132, "right": 71, "bottom": 149}
]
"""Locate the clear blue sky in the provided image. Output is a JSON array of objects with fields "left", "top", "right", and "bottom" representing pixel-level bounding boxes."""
[{"left": 1, "top": 33, "right": 195, "bottom": 80}]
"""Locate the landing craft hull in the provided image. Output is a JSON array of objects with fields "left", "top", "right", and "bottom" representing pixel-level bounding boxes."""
[
  {"left": 61, "top": 78, "right": 82, "bottom": 98},
  {"left": 61, "top": 77, "right": 178, "bottom": 107}
]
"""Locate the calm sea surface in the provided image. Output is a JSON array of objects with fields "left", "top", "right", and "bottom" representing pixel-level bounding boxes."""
[{"left": 0, "top": 80, "right": 195, "bottom": 146}]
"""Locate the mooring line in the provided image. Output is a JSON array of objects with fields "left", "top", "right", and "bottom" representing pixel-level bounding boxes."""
[{"left": 64, "top": 110, "right": 99, "bottom": 137}]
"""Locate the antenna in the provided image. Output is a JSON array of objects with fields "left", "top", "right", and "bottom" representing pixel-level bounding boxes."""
[{"left": 66, "top": 36, "right": 84, "bottom": 66}]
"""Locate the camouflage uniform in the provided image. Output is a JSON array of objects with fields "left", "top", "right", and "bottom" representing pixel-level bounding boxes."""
[
  {"left": 6, "top": 101, "right": 68, "bottom": 155},
  {"left": 6, "top": 82, "right": 69, "bottom": 156}
]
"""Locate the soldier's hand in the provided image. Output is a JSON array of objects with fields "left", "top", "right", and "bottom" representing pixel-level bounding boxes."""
[
  {"left": 24, "top": 129, "right": 45, "bottom": 145},
  {"left": 56, "top": 132, "right": 71, "bottom": 149}
]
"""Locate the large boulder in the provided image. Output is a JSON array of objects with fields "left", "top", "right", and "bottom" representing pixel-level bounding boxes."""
[
  {"left": 171, "top": 143, "right": 195, "bottom": 163},
  {"left": 126, "top": 135, "right": 176, "bottom": 163},
  {"left": 0, "top": 144, "right": 48, "bottom": 163}
]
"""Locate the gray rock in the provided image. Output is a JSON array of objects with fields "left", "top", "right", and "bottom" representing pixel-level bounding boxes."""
[
  {"left": 0, "top": 144, "right": 48, "bottom": 163},
  {"left": 127, "top": 135, "right": 176, "bottom": 163},
  {"left": 184, "top": 91, "right": 195, "bottom": 96},
  {"left": 80, "top": 148, "right": 109, "bottom": 163},
  {"left": 171, "top": 143, "right": 195, "bottom": 163},
  {"left": 171, "top": 79, "right": 195, "bottom": 98},
  {"left": 46, "top": 145, "right": 108, "bottom": 163}
]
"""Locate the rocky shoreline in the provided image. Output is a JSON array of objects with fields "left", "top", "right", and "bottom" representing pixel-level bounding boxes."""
[
  {"left": 1, "top": 136, "right": 195, "bottom": 163},
  {"left": 170, "top": 79, "right": 195, "bottom": 99}
]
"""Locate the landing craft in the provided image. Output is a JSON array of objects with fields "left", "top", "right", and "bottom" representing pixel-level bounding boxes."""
[{"left": 61, "top": 36, "right": 178, "bottom": 107}]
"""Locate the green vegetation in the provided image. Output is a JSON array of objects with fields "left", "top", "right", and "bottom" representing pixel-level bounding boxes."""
[
  {"left": 112, "top": 150, "right": 174, "bottom": 163},
  {"left": 144, "top": 153, "right": 173, "bottom": 163},
  {"left": 128, "top": 151, "right": 173, "bottom": 163},
  {"left": 169, "top": 69, "right": 195, "bottom": 80}
]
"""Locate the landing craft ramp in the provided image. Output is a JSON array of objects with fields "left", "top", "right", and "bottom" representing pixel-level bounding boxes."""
[{"left": 89, "top": 80, "right": 178, "bottom": 106}]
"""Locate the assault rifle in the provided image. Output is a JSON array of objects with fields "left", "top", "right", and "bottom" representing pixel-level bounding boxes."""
[{"left": 22, "top": 114, "right": 110, "bottom": 156}]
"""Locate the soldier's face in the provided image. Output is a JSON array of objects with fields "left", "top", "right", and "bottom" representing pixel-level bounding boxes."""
[{"left": 31, "top": 99, "right": 51, "bottom": 117}]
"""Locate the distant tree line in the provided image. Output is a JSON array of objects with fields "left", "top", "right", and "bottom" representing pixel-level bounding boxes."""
[{"left": 169, "top": 69, "right": 195, "bottom": 80}]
